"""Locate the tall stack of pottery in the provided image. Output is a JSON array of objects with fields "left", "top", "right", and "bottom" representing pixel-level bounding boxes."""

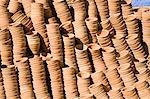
[
  {"left": 135, "top": 80, "right": 150, "bottom": 98},
  {"left": 46, "top": 58, "right": 65, "bottom": 99},
  {"left": 0, "top": 1, "right": 10, "bottom": 29},
  {"left": 112, "top": 34, "right": 133, "bottom": 57},
  {"left": 89, "top": 83, "right": 109, "bottom": 99},
  {"left": 108, "top": 0, "right": 122, "bottom": 14},
  {"left": 106, "top": 68, "right": 125, "bottom": 90},
  {"left": 124, "top": 14, "right": 140, "bottom": 35},
  {"left": 0, "top": 28, "right": 13, "bottom": 65},
  {"left": 108, "top": 88, "right": 124, "bottom": 99},
  {"left": 0, "top": 69, "right": 5, "bottom": 99},
  {"left": 73, "top": 21, "right": 89, "bottom": 44},
  {"left": 26, "top": 31, "right": 41, "bottom": 55},
  {"left": 97, "top": 30, "right": 113, "bottom": 48},
  {"left": 62, "top": 67, "right": 78, "bottom": 98},
  {"left": 9, "top": 23, "right": 27, "bottom": 62},
  {"left": 15, "top": 57, "right": 35, "bottom": 99},
  {"left": 100, "top": 19, "right": 115, "bottom": 36},
  {"left": 53, "top": 0, "right": 72, "bottom": 23},
  {"left": 29, "top": 56, "right": 51, "bottom": 99},
  {"left": 31, "top": 3, "right": 49, "bottom": 50},
  {"left": 121, "top": 86, "right": 139, "bottom": 98},
  {"left": 110, "top": 13, "right": 127, "bottom": 36},
  {"left": 1, "top": 65, "right": 20, "bottom": 99},
  {"left": 127, "top": 34, "right": 147, "bottom": 60},
  {"left": 121, "top": 3, "right": 134, "bottom": 17},
  {"left": 102, "top": 47, "right": 119, "bottom": 69},
  {"left": 72, "top": 0, "right": 87, "bottom": 21},
  {"left": 8, "top": 0, "right": 21, "bottom": 14},
  {"left": 91, "top": 71, "right": 111, "bottom": 92},
  {"left": 137, "top": 67, "right": 150, "bottom": 82},
  {"left": 87, "top": 0, "right": 98, "bottom": 18},
  {"left": 85, "top": 17, "right": 99, "bottom": 43},
  {"left": 118, "top": 63, "right": 138, "bottom": 87},
  {"left": 94, "top": 0, "right": 109, "bottom": 20},
  {"left": 75, "top": 44, "right": 92, "bottom": 76},
  {"left": 34, "top": 0, "right": 53, "bottom": 18},
  {"left": 141, "top": 10, "right": 150, "bottom": 55},
  {"left": 60, "top": 21, "right": 74, "bottom": 34},
  {"left": 117, "top": 50, "right": 133, "bottom": 64},
  {"left": 62, "top": 33, "right": 78, "bottom": 71},
  {"left": 88, "top": 43, "right": 107, "bottom": 72},
  {"left": 46, "top": 23, "right": 64, "bottom": 65},
  {"left": 76, "top": 73, "right": 91, "bottom": 97},
  {"left": 22, "top": 0, "right": 34, "bottom": 17},
  {"left": 11, "top": 10, "right": 34, "bottom": 32}
]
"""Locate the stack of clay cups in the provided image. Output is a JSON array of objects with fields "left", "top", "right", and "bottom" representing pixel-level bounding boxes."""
[
  {"left": 72, "top": 0, "right": 87, "bottom": 21},
  {"left": 106, "top": 68, "right": 125, "bottom": 90},
  {"left": 87, "top": 0, "right": 98, "bottom": 18},
  {"left": 108, "top": 0, "right": 122, "bottom": 14},
  {"left": 62, "top": 67, "right": 78, "bottom": 99},
  {"left": 1, "top": 65, "right": 20, "bottom": 99},
  {"left": 127, "top": 34, "right": 147, "bottom": 60},
  {"left": 8, "top": 0, "right": 21, "bottom": 13},
  {"left": 9, "top": 23, "right": 27, "bottom": 62},
  {"left": 75, "top": 44, "right": 92, "bottom": 76},
  {"left": 117, "top": 50, "right": 134, "bottom": 66},
  {"left": 26, "top": 31, "right": 40, "bottom": 55},
  {"left": 88, "top": 43, "right": 107, "bottom": 72},
  {"left": 62, "top": 33, "right": 78, "bottom": 71},
  {"left": 91, "top": 71, "right": 111, "bottom": 92},
  {"left": 118, "top": 63, "right": 138, "bottom": 87},
  {"left": 22, "top": 0, "right": 34, "bottom": 17},
  {"left": 31, "top": 3, "right": 49, "bottom": 49},
  {"left": 121, "top": 3, "right": 134, "bottom": 17},
  {"left": 100, "top": 19, "right": 115, "bottom": 36},
  {"left": 97, "top": 30, "right": 113, "bottom": 48},
  {"left": 102, "top": 47, "right": 119, "bottom": 69},
  {"left": 124, "top": 14, "right": 140, "bottom": 35},
  {"left": 53, "top": 0, "right": 72, "bottom": 23},
  {"left": 85, "top": 17, "right": 99, "bottom": 43},
  {"left": 121, "top": 86, "right": 139, "bottom": 98},
  {"left": 15, "top": 57, "right": 35, "bottom": 99},
  {"left": 0, "top": 70, "right": 5, "bottom": 99},
  {"left": 112, "top": 34, "right": 133, "bottom": 56},
  {"left": 94, "top": 0, "right": 109, "bottom": 20},
  {"left": 108, "top": 88, "right": 124, "bottom": 99},
  {"left": 60, "top": 21, "right": 74, "bottom": 34},
  {"left": 135, "top": 80, "right": 150, "bottom": 98},
  {"left": 135, "top": 59, "right": 148, "bottom": 71},
  {"left": 34, "top": 0, "right": 53, "bottom": 19},
  {"left": 0, "top": 28, "right": 13, "bottom": 65},
  {"left": 46, "top": 58, "right": 64, "bottom": 99},
  {"left": 0, "top": 3, "right": 10, "bottom": 29},
  {"left": 109, "top": 13, "right": 127, "bottom": 36},
  {"left": 141, "top": 10, "right": 150, "bottom": 53},
  {"left": 73, "top": 21, "right": 90, "bottom": 44},
  {"left": 137, "top": 68, "right": 150, "bottom": 82},
  {"left": 29, "top": 56, "right": 50, "bottom": 99},
  {"left": 11, "top": 10, "right": 34, "bottom": 32},
  {"left": 76, "top": 72, "right": 91, "bottom": 97},
  {"left": 88, "top": 83, "right": 109, "bottom": 98},
  {"left": 46, "top": 23, "right": 64, "bottom": 65}
]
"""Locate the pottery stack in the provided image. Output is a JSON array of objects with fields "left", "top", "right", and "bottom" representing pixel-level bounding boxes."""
[{"left": 0, "top": 69, "right": 5, "bottom": 99}]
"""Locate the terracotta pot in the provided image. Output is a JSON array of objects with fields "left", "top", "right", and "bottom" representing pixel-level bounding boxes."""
[
  {"left": 26, "top": 31, "right": 40, "bottom": 55},
  {"left": 62, "top": 67, "right": 78, "bottom": 98},
  {"left": 87, "top": 0, "right": 98, "bottom": 18}
]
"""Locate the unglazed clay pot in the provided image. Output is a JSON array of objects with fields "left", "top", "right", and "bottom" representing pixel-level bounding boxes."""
[{"left": 26, "top": 31, "right": 40, "bottom": 55}]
